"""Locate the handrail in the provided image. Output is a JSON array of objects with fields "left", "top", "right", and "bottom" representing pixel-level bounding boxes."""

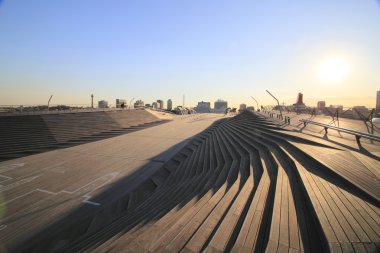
[{"left": 300, "top": 119, "right": 380, "bottom": 147}]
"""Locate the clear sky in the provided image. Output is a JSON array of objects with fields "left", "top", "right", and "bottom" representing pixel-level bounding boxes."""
[{"left": 0, "top": 0, "right": 379, "bottom": 108}]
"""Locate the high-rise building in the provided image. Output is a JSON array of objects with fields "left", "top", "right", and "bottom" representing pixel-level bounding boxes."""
[
  {"left": 317, "top": 101, "right": 326, "bottom": 110},
  {"left": 167, "top": 99, "right": 173, "bottom": 110},
  {"left": 98, "top": 100, "right": 108, "bottom": 108},
  {"left": 196, "top": 101, "right": 211, "bottom": 113},
  {"left": 239, "top": 103, "right": 247, "bottom": 111},
  {"left": 376, "top": 90, "right": 380, "bottom": 114},
  {"left": 293, "top": 92, "right": 306, "bottom": 109},
  {"left": 116, "top": 99, "right": 127, "bottom": 108},
  {"left": 292, "top": 92, "right": 306, "bottom": 113},
  {"left": 295, "top": 93, "right": 304, "bottom": 104},
  {"left": 214, "top": 99, "right": 228, "bottom": 113},
  {"left": 152, "top": 102, "right": 158, "bottom": 109},
  {"left": 157, "top": 100, "right": 164, "bottom": 109}
]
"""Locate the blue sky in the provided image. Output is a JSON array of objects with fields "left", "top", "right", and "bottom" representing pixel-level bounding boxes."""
[{"left": 0, "top": 0, "right": 379, "bottom": 108}]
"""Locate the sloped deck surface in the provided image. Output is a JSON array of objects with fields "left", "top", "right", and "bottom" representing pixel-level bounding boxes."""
[
  {"left": 0, "top": 109, "right": 167, "bottom": 161},
  {"left": 1, "top": 112, "right": 379, "bottom": 252}
]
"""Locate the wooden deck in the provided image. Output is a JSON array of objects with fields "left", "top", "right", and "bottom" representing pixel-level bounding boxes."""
[
  {"left": 0, "top": 111, "right": 379, "bottom": 252},
  {"left": 0, "top": 109, "right": 168, "bottom": 161}
]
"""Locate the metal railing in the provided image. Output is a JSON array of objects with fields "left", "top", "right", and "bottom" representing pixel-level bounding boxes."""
[{"left": 300, "top": 119, "right": 380, "bottom": 147}]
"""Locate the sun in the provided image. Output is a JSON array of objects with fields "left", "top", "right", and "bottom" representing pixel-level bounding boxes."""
[{"left": 317, "top": 57, "right": 349, "bottom": 82}]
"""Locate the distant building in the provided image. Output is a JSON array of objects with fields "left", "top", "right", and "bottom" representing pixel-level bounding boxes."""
[
  {"left": 239, "top": 103, "right": 247, "bottom": 111},
  {"left": 293, "top": 92, "right": 306, "bottom": 110},
  {"left": 214, "top": 99, "right": 228, "bottom": 113},
  {"left": 352, "top": 106, "right": 370, "bottom": 120},
  {"left": 323, "top": 105, "right": 343, "bottom": 117},
  {"left": 98, "top": 100, "right": 108, "bottom": 108},
  {"left": 175, "top": 106, "right": 186, "bottom": 115},
  {"left": 145, "top": 104, "right": 151, "bottom": 108},
  {"left": 116, "top": 99, "right": 127, "bottom": 108},
  {"left": 152, "top": 102, "right": 158, "bottom": 109},
  {"left": 134, "top": 100, "right": 145, "bottom": 108},
  {"left": 196, "top": 101, "right": 211, "bottom": 113},
  {"left": 175, "top": 106, "right": 195, "bottom": 115},
  {"left": 247, "top": 106, "right": 255, "bottom": 111},
  {"left": 157, "top": 100, "right": 164, "bottom": 109},
  {"left": 376, "top": 90, "right": 380, "bottom": 114},
  {"left": 329, "top": 105, "right": 343, "bottom": 110},
  {"left": 167, "top": 99, "right": 173, "bottom": 111},
  {"left": 317, "top": 101, "right": 326, "bottom": 110}
]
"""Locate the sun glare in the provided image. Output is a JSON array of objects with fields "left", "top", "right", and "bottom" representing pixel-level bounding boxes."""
[{"left": 317, "top": 57, "right": 349, "bottom": 82}]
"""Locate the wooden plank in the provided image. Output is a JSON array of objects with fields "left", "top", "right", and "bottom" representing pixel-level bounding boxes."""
[
  {"left": 205, "top": 174, "right": 253, "bottom": 252},
  {"left": 314, "top": 176, "right": 360, "bottom": 243},
  {"left": 339, "top": 190, "right": 380, "bottom": 239},
  {"left": 232, "top": 174, "right": 268, "bottom": 252},
  {"left": 352, "top": 242, "right": 368, "bottom": 253},
  {"left": 267, "top": 161, "right": 283, "bottom": 251},
  {"left": 279, "top": 166, "right": 290, "bottom": 249},
  {"left": 329, "top": 184, "right": 378, "bottom": 242},
  {"left": 292, "top": 159, "right": 338, "bottom": 244},
  {"left": 148, "top": 132, "right": 233, "bottom": 252},
  {"left": 92, "top": 138, "right": 218, "bottom": 252},
  {"left": 363, "top": 242, "right": 378, "bottom": 253},
  {"left": 288, "top": 176, "right": 301, "bottom": 251},
  {"left": 350, "top": 151, "right": 380, "bottom": 179},
  {"left": 318, "top": 179, "right": 370, "bottom": 242},
  {"left": 174, "top": 179, "right": 239, "bottom": 252},
  {"left": 308, "top": 151, "right": 380, "bottom": 199},
  {"left": 99, "top": 142, "right": 212, "bottom": 247}
]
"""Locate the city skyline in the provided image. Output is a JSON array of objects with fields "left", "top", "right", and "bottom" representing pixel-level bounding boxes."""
[
  {"left": 0, "top": 1, "right": 379, "bottom": 108},
  {"left": 26, "top": 90, "right": 380, "bottom": 108}
]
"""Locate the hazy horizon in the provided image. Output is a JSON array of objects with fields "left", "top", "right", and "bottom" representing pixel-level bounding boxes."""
[{"left": 1, "top": 1, "right": 379, "bottom": 109}]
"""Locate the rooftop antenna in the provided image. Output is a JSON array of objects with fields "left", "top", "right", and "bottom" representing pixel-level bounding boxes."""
[
  {"left": 266, "top": 90, "right": 283, "bottom": 119},
  {"left": 91, "top": 94, "right": 94, "bottom": 109},
  {"left": 47, "top": 95, "right": 53, "bottom": 111}
]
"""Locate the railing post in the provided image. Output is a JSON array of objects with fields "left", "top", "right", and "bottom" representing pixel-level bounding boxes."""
[{"left": 355, "top": 135, "right": 362, "bottom": 148}]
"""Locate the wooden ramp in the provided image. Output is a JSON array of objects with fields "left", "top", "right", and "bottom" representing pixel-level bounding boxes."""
[
  {"left": 0, "top": 109, "right": 169, "bottom": 161},
  {"left": 9, "top": 111, "right": 380, "bottom": 253}
]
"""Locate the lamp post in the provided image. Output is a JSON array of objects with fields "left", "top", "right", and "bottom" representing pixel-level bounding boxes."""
[
  {"left": 250, "top": 96, "right": 259, "bottom": 111},
  {"left": 266, "top": 90, "right": 282, "bottom": 119},
  {"left": 47, "top": 95, "right": 53, "bottom": 111}
]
